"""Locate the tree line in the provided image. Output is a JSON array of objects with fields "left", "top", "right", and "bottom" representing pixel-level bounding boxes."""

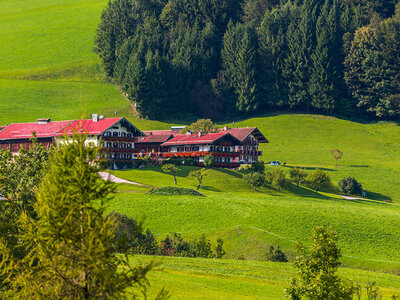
[{"left": 95, "top": 0, "right": 400, "bottom": 120}]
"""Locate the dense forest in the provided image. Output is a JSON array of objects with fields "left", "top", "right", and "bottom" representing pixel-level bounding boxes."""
[{"left": 95, "top": 0, "right": 400, "bottom": 120}]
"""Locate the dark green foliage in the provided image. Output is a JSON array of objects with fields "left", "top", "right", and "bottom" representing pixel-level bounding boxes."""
[
  {"left": 149, "top": 186, "right": 203, "bottom": 196},
  {"left": 110, "top": 212, "right": 157, "bottom": 254},
  {"left": 243, "top": 171, "right": 266, "bottom": 191},
  {"left": 95, "top": 0, "right": 400, "bottom": 120},
  {"left": 338, "top": 177, "right": 363, "bottom": 195},
  {"left": 203, "top": 154, "right": 215, "bottom": 168},
  {"left": 266, "top": 245, "right": 288, "bottom": 262},
  {"left": 215, "top": 239, "right": 226, "bottom": 259},
  {"left": 222, "top": 22, "right": 259, "bottom": 113},
  {"left": 159, "top": 233, "right": 224, "bottom": 258},
  {"left": 285, "top": 226, "right": 355, "bottom": 299},
  {"left": 250, "top": 161, "right": 265, "bottom": 173},
  {"left": 344, "top": 17, "right": 400, "bottom": 117}
]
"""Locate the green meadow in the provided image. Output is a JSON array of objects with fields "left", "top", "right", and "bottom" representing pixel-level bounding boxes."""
[
  {"left": 2, "top": 0, "right": 400, "bottom": 298},
  {"left": 129, "top": 256, "right": 400, "bottom": 299}
]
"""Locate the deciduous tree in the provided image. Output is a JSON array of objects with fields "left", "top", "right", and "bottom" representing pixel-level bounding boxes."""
[{"left": 162, "top": 163, "right": 180, "bottom": 185}]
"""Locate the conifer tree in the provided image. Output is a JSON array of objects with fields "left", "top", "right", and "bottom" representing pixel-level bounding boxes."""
[
  {"left": 222, "top": 22, "right": 259, "bottom": 113},
  {"left": 0, "top": 134, "right": 161, "bottom": 299}
]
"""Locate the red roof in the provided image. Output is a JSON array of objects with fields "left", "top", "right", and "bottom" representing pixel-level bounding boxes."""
[
  {"left": 143, "top": 130, "right": 180, "bottom": 136},
  {"left": 136, "top": 134, "right": 173, "bottom": 144},
  {"left": 0, "top": 126, "right": 6, "bottom": 132},
  {"left": 56, "top": 118, "right": 123, "bottom": 136},
  {"left": 218, "top": 127, "right": 269, "bottom": 143},
  {"left": 162, "top": 132, "right": 239, "bottom": 146},
  {"left": 0, "top": 120, "right": 72, "bottom": 140}
]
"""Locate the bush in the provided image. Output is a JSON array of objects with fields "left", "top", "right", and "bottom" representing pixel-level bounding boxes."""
[
  {"left": 184, "top": 158, "right": 194, "bottom": 166},
  {"left": 164, "top": 158, "right": 183, "bottom": 166},
  {"left": 238, "top": 164, "right": 252, "bottom": 172},
  {"left": 243, "top": 172, "right": 266, "bottom": 191},
  {"left": 266, "top": 245, "right": 288, "bottom": 262},
  {"left": 338, "top": 177, "right": 363, "bottom": 195},
  {"left": 289, "top": 167, "right": 307, "bottom": 186},
  {"left": 306, "top": 169, "right": 331, "bottom": 193},
  {"left": 265, "top": 167, "right": 289, "bottom": 190},
  {"left": 109, "top": 212, "right": 157, "bottom": 255},
  {"left": 251, "top": 161, "right": 265, "bottom": 173}
]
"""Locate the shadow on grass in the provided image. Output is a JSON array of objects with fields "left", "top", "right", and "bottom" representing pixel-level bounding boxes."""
[
  {"left": 363, "top": 190, "right": 392, "bottom": 202},
  {"left": 287, "top": 184, "right": 336, "bottom": 200},
  {"left": 201, "top": 186, "right": 222, "bottom": 192},
  {"left": 347, "top": 165, "right": 370, "bottom": 168},
  {"left": 215, "top": 168, "right": 243, "bottom": 179},
  {"left": 283, "top": 165, "right": 337, "bottom": 172}
]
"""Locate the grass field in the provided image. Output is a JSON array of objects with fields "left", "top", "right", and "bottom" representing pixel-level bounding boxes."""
[
  {"left": 3, "top": 0, "right": 400, "bottom": 297},
  {"left": 129, "top": 256, "right": 400, "bottom": 299}
]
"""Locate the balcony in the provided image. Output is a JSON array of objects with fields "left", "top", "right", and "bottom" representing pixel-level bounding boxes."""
[
  {"left": 242, "top": 150, "right": 262, "bottom": 156},
  {"left": 100, "top": 147, "right": 137, "bottom": 153},
  {"left": 162, "top": 150, "right": 241, "bottom": 158},
  {"left": 101, "top": 136, "right": 136, "bottom": 142},
  {"left": 197, "top": 162, "right": 240, "bottom": 168}
]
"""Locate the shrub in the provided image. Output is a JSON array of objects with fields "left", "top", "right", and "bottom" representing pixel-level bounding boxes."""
[
  {"left": 109, "top": 212, "right": 157, "bottom": 255},
  {"left": 238, "top": 164, "right": 252, "bottom": 172},
  {"left": 306, "top": 169, "right": 331, "bottom": 193},
  {"left": 203, "top": 154, "right": 214, "bottom": 168},
  {"left": 266, "top": 245, "right": 288, "bottom": 262},
  {"left": 184, "top": 158, "right": 194, "bottom": 166},
  {"left": 338, "top": 177, "right": 363, "bottom": 195},
  {"left": 251, "top": 161, "right": 265, "bottom": 173},
  {"left": 265, "top": 167, "right": 289, "bottom": 190},
  {"left": 243, "top": 172, "right": 266, "bottom": 191},
  {"left": 164, "top": 158, "right": 183, "bottom": 166},
  {"left": 215, "top": 239, "right": 226, "bottom": 259},
  {"left": 194, "top": 234, "right": 214, "bottom": 258}
]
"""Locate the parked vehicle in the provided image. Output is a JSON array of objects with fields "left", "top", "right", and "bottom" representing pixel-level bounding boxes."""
[{"left": 268, "top": 161, "right": 281, "bottom": 166}]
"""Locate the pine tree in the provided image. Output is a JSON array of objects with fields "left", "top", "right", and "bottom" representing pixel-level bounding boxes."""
[
  {"left": 0, "top": 134, "right": 162, "bottom": 299},
  {"left": 222, "top": 22, "right": 259, "bottom": 113}
]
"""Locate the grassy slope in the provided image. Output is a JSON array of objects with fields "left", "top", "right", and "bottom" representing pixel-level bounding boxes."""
[
  {"left": 131, "top": 256, "right": 400, "bottom": 299},
  {"left": 111, "top": 166, "right": 400, "bottom": 272}
]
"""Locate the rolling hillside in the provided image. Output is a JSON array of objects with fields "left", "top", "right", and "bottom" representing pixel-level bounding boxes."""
[{"left": 2, "top": 1, "right": 400, "bottom": 298}]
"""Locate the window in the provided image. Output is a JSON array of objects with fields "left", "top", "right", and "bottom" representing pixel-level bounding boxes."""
[
  {"left": 127, "top": 143, "right": 132, "bottom": 149},
  {"left": 121, "top": 132, "right": 126, "bottom": 137},
  {"left": 127, "top": 133, "right": 132, "bottom": 138},
  {"left": 113, "top": 132, "right": 119, "bottom": 137},
  {"left": 113, "top": 142, "right": 118, "bottom": 148},
  {"left": 193, "top": 146, "right": 199, "bottom": 151}
]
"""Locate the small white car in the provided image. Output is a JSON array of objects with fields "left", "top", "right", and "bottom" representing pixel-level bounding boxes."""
[{"left": 268, "top": 161, "right": 281, "bottom": 166}]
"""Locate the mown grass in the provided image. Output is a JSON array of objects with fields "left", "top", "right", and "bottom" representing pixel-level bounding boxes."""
[
  {"left": 110, "top": 166, "right": 400, "bottom": 272},
  {"left": 129, "top": 255, "right": 400, "bottom": 299}
]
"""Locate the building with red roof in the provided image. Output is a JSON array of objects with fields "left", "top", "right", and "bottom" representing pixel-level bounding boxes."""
[{"left": 160, "top": 132, "right": 243, "bottom": 168}]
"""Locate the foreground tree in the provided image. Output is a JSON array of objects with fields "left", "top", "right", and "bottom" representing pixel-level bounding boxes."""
[
  {"left": 285, "top": 226, "right": 354, "bottom": 299},
  {"left": 0, "top": 138, "right": 49, "bottom": 290},
  {"left": 0, "top": 134, "right": 161, "bottom": 299},
  {"left": 162, "top": 163, "right": 180, "bottom": 185}
]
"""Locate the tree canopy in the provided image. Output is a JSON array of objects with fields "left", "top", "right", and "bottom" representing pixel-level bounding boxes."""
[{"left": 95, "top": 0, "right": 400, "bottom": 120}]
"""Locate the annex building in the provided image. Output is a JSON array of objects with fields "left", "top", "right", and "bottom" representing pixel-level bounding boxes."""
[{"left": 0, "top": 115, "right": 268, "bottom": 169}]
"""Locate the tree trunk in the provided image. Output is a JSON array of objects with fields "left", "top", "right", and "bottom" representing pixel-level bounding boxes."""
[{"left": 174, "top": 175, "right": 177, "bottom": 185}]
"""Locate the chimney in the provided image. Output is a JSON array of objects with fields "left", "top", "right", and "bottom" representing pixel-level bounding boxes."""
[
  {"left": 37, "top": 118, "right": 51, "bottom": 125},
  {"left": 92, "top": 114, "right": 99, "bottom": 122},
  {"left": 186, "top": 131, "right": 191, "bottom": 136},
  {"left": 198, "top": 130, "right": 202, "bottom": 137},
  {"left": 232, "top": 121, "right": 235, "bottom": 128},
  {"left": 149, "top": 132, "right": 153, "bottom": 135},
  {"left": 223, "top": 126, "right": 228, "bottom": 131},
  {"left": 99, "top": 115, "right": 104, "bottom": 120}
]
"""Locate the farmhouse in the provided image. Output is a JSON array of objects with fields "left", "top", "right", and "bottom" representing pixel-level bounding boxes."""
[{"left": 0, "top": 116, "right": 268, "bottom": 168}]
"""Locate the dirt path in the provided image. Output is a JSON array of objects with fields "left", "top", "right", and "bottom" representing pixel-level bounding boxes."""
[{"left": 99, "top": 172, "right": 140, "bottom": 185}]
